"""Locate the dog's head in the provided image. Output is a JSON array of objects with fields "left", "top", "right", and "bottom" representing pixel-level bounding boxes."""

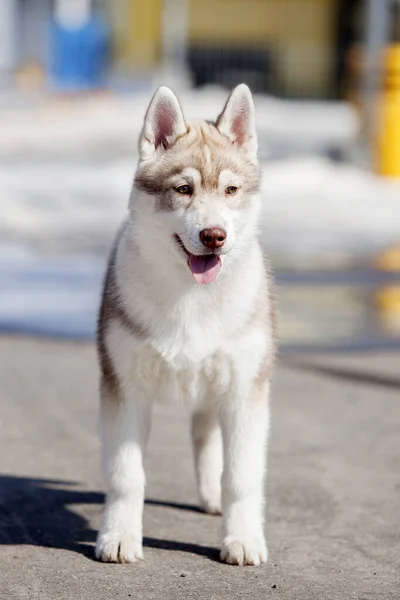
[{"left": 133, "top": 85, "right": 261, "bottom": 285}]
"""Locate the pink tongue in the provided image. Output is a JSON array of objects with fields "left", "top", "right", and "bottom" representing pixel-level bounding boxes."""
[{"left": 188, "top": 254, "right": 222, "bottom": 284}]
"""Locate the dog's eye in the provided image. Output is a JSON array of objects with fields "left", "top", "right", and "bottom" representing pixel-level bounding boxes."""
[
  {"left": 175, "top": 185, "right": 191, "bottom": 195},
  {"left": 226, "top": 186, "right": 238, "bottom": 195}
]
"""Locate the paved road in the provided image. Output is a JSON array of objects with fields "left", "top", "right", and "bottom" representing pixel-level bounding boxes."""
[{"left": 0, "top": 337, "right": 399, "bottom": 599}]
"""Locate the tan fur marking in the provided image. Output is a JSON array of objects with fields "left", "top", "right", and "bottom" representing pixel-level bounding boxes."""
[
  {"left": 237, "top": 260, "right": 276, "bottom": 392},
  {"left": 97, "top": 224, "right": 146, "bottom": 397}
]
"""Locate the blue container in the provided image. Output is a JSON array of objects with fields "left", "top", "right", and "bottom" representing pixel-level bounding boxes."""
[{"left": 49, "top": 13, "right": 109, "bottom": 91}]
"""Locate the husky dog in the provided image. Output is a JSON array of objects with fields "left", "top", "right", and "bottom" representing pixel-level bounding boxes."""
[{"left": 95, "top": 84, "right": 275, "bottom": 567}]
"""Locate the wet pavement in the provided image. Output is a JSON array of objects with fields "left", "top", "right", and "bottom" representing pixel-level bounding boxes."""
[{"left": 278, "top": 271, "right": 400, "bottom": 352}]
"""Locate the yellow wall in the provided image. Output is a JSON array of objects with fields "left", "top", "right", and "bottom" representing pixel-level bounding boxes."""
[
  {"left": 275, "top": 0, "right": 337, "bottom": 95},
  {"left": 189, "top": 0, "right": 337, "bottom": 95},
  {"left": 189, "top": 0, "right": 278, "bottom": 43},
  {"left": 189, "top": 0, "right": 276, "bottom": 43},
  {"left": 109, "top": 0, "right": 338, "bottom": 94}
]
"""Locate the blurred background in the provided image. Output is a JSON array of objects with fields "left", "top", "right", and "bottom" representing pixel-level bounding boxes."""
[{"left": 1, "top": 0, "right": 400, "bottom": 351}]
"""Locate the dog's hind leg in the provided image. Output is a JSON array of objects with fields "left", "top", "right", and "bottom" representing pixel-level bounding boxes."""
[
  {"left": 191, "top": 406, "right": 223, "bottom": 515},
  {"left": 96, "top": 379, "right": 152, "bottom": 563}
]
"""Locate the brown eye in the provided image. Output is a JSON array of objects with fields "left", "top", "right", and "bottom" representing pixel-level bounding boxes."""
[
  {"left": 226, "top": 186, "right": 238, "bottom": 195},
  {"left": 176, "top": 185, "right": 191, "bottom": 195}
]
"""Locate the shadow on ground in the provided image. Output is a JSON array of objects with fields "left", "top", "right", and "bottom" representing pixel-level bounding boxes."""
[
  {"left": 284, "top": 359, "right": 400, "bottom": 390},
  {"left": 0, "top": 475, "right": 219, "bottom": 561}
]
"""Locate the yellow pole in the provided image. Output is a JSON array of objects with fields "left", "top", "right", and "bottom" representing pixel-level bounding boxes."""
[{"left": 376, "top": 44, "right": 400, "bottom": 178}]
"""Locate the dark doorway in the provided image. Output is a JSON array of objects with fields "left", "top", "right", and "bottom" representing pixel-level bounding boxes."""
[{"left": 334, "top": 0, "right": 365, "bottom": 99}]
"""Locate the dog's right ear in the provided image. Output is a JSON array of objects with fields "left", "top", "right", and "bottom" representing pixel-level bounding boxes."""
[{"left": 139, "top": 86, "right": 187, "bottom": 159}]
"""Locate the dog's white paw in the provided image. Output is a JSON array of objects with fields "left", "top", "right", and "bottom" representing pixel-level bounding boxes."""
[
  {"left": 201, "top": 495, "right": 221, "bottom": 516},
  {"left": 95, "top": 530, "right": 143, "bottom": 563},
  {"left": 220, "top": 536, "right": 268, "bottom": 566}
]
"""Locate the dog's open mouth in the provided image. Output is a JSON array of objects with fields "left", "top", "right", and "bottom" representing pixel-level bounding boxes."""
[{"left": 174, "top": 235, "right": 222, "bottom": 285}]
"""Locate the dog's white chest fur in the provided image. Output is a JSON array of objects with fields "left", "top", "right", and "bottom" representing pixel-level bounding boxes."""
[
  {"left": 120, "top": 341, "right": 232, "bottom": 406},
  {"left": 109, "top": 255, "right": 267, "bottom": 406}
]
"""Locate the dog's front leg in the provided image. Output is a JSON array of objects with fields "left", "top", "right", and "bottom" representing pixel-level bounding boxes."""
[
  {"left": 96, "top": 380, "right": 152, "bottom": 563},
  {"left": 219, "top": 379, "right": 269, "bottom": 566}
]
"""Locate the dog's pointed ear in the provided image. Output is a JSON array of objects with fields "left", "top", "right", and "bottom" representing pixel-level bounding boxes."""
[
  {"left": 139, "top": 86, "right": 187, "bottom": 159},
  {"left": 216, "top": 84, "right": 257, "bottom": 159}
]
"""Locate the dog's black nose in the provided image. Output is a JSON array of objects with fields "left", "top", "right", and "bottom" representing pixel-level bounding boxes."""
[{"left": 200, "top": 227, "right": 227, "bottom": 250}]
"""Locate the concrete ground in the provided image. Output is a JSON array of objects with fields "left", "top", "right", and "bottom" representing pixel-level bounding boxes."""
[{"left": 0, "top": 336, "right": 399, "bottom": 600}]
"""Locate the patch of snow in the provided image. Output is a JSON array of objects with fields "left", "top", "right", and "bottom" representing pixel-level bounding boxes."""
[
  {"left": 0, "top": 91, "right": 357, "bottom": 159},
  {"left": 2, "top": 155, "right": 400, "bottom": 264},
  {"left": 260, "top": 157, "right": 400, "bottom": 266},
  {"left": 0, "top": 93, "right": 399, "bottom": 338}
]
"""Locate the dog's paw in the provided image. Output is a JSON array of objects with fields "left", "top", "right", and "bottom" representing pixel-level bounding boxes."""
[
  {"left": 95, "top": 531, "right": 143, "bottom": 564},
  {"left": 201, "top": 496, "right": 221, "bottom": 516},
  {"left": 220, "top": 536, "right": 268, "bottom": 566},
  {"left": 199, "top": 483, "right": 221, "bottom": 515}
]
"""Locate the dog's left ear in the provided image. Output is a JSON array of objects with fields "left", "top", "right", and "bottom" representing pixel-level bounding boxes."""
[
  {"left": 216, "top": 84, "right": 257, "bottom": 160},
  {"left": 139, "top": 86, "right": 187, "bottom": 159}
]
